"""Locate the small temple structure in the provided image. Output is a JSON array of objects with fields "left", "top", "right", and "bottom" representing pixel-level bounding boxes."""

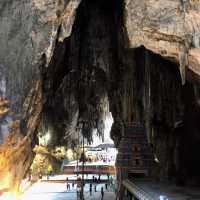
[
  {"left": 117, "top": 122, "right": 153, "bottom": 177},
  {"left": 116, "top": 122, "right": 154, "bottom": 199}
]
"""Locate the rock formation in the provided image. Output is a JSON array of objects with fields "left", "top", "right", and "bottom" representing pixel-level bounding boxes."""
[
  {"left": 124, "top": 0, "right": 200, "bottom": 83},
  {"left": 0, "top": 81, "right": 42, "bottom": 190},
  {"left": 0, "top": 0, "right": 200, "bottom": 191}
]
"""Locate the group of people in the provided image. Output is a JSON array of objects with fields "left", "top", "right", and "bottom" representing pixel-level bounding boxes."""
[
  {"left": 92, "top": 175, "right": 101, "bottom": 183},
  {"left": 65, "top": 175, "right": 111, "bottom": 199},
  {"left": 66, "top": 177, "right": 75, "bottom": 190},
  {"left": 89, "top": 183, "right": 104, "bottom": 199}
]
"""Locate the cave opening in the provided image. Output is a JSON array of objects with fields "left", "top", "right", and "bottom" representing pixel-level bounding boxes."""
[
  {"left": 30, "top": 0, "right": 122, "bottom": 196},
  {"left": 41, "top": 0, "right": 123, "bottom": 147},
  {"left": 39, "top": 11, "right": 200, "bottom": 196},
  {"left": 23, "top": 0, "right": 200, "bottom": 196},
  {"left": 1, "top": 0, "right": 200, "bottom": 199}
]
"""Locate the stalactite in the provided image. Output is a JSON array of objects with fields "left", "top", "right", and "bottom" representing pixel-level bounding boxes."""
[
  {"left": 179, "top": 44, "right": 187, "bottom": 85},
  {"left": 144, "top": 50, "right": 151, "bottom": 143},
  {"left": 178, "top": 33, "right": 193, "bottom": 85}
]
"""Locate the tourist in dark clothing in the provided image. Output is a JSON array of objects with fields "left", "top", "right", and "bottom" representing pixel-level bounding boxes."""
[
  {"left": 107, "top": 173, "right": 110, "bottom": 180},
  {"left": 94, "top": 185, "right": 97, "bottom": 192},
  {"left": 66, "top": 177, "right": 69, "bottom": 190},
  {"left": 67, "top": 183, "right": 70, "bottom": 190},
  {"left": 95, "top": 177, "right": 98, "bottom": 183},
  {"left": 89, "top": 183, "right": 92, "bottom": 195},
  {"left": 101, "top": 187, "right": 104, "bottom": 199}
]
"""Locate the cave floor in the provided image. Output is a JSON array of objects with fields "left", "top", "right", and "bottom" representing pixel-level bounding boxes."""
[
  {"left": 20, "top": 175, "right": 116, "bottom": 200},
  {"left": 125, "top": 179, "right": 200, "bottom": 200}
]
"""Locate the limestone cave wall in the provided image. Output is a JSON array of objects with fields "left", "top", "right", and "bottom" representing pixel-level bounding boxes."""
[
  {"left": 117, "top": 47, "right": 200, "bottom": 185},
  {"left": 41, "top": 0, "right": 122, "bottom": 146},
  {"left": 0, "top": 0, "right": 200, "bottom": 190}
]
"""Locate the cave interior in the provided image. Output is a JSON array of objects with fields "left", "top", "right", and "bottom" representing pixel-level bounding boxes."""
[
  {"left": 0, "top": 0, "right": 200, "bottom": 194},
  {"left": 40, "top": 0, "right": 200, "bottom": 186}
]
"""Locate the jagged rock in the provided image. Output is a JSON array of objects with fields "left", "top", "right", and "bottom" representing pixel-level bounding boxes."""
[
  {"left": 124, "top": 0, "right": 200, "bottom": 82},
  {"left": 0, "top": 0, "right": 81, "bottom": 118},
  {"left": 0, "top": 81, "right": 42, "bottom": 190}
]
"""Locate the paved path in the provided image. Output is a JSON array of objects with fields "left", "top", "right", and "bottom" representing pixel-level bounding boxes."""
[
  {"left": 20, "top": 181, "right": 116, "bottom": 200},
  {"left": 124, "top": 179, "right": 200, "bottom": 200}
]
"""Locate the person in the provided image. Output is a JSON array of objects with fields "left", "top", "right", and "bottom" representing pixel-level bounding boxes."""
[
  {"left": 101, "top": 187, "right": 104, "bottom": 200},
  {"left": 92, "top": 176, "right": 95, "bottom": 182},
  {"left": 67, "top": 183, "right": 70, "bottom": 190},
  {"left": 107, "top": 173, "right": 110, "bottom": 180},
  {"left": 80, "top": 189, "right": 84, "bottom": 200},
  {"left": 94, "top": 185, "right": 97, "bottom": 192},
  {"left": 89, "top": 183, "right": 92, "bottom": 196},
  {"left": 98, "top": 174, "right": 101, "bottom": 182},
  {"left": 110, "top": 176, "right": 113, "bottom": 185},
  {"left": 66, "top": 177, "right": 70, "bottom": 190},
  {"left": 95, "top": 177, "right": 98, "bottom": 183},
  {"left": 105, "top": 183, "right": 108, "bottom": 190},
  {"left": 77, "top": 189, "right": 80, "bottom": 199}
]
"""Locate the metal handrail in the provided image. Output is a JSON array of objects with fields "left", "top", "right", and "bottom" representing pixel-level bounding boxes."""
[{"left": 123, "top": 179, "right": 155, "bottom": 200}]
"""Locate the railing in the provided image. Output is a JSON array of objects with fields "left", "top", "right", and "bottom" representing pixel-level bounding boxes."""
[
  {"left": 63, "top": 165, "right": 116, "bottom": 175},
  {"left": 123, "top": 179, "right": 155, "bottom": 200}
]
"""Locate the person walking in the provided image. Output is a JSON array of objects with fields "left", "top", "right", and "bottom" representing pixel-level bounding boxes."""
[
  {"left": 89, "top": 183, "right": 92, "bottom": 196},
  {"left": 107, "top": 173, "right": 110, "bottom": 180},
  {"left": 101, "top": 187, "right": 104, "bottom": 200},
  {"left": 94, "top": 185, "right": 97, "bottom": 192},
  {"left": 67, "top": 183, "right": 70, "bottom": 190},
  {"left": 92, "top": 176, "right": 95, "bottom": 182}
]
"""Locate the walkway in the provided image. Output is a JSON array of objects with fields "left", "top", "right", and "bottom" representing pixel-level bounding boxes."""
[
  {"left": 20, "top": 175, "right": 116, "bottom": 200},
  {"left": 123, "top": 179, "right": 200, "bottom": 200}
]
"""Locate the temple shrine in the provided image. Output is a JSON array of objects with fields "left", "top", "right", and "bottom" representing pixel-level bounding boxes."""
[{"left": 116, "top": 122, "right": 154, "bottom": 199}]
